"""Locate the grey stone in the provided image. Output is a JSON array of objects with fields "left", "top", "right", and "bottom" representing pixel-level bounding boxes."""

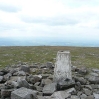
[
  {"left": 11, "top": 87, "right": 37, "bottom": 99},
  {"left": 85, "top": 95, "right": 94, "bottom": 99},
  {"left": 13, "top": 71, "right": 26, "bottom": 76},
  {"left": 93, "top": 93, "right": 99, "bottom": 99},
  {"left": 46, "top": 62, "right": 54, "bottom": 69},
  {"left": 71, "top": 95, "right": 80, "bottom": 99},
  {"left": 20, "top": 65, "right": 30, "bottom": 73},
  {"left": 83, "top": 88, "right": 92, "bottom": 96},
  {"left": 17, "top": 79, "right": 29, "bottom": 88},
  {"left": 84, "top": 85, "right": 92, "bottom": 90},
  {"left": 65, "top": 88, "right": 77, "bottom": 95},
  {"left": 1, "top": 89, "right": 14, "bottom": 98},
  {"left": 57, "top": 78, "right": 75, "bottom": 90},
  {"left": 88, "top": 76, "right": 99, "bottom": 84},
  {"left": 51, "top": 91, "right": 71, "bottom": 99},
  {"left": 36, "top": 86, "right": 43, "bottom": 92},
  {"left": 43, "top": 83, "right": 57, "bottom": 96},
  {"left": 26, "top": 75, "right": 41, "bottom": 84},
  {"left": 0, "top": 76, "right": 3, "bottom": 82},
  {"left": 41, "top": 79, "right": 52, "bottom": 87},
  {"left": 92, "top": 69, "right": 99, "bottom": 73},
  {"left": 90, "top": 73, "right": 99, "bottom": 77},
  {"left": 91, "top": 84, "right": 98, "bottom": 89},
  {"left": 74, "top": 77, "right": 87, "bottom": 85},
  {"left": 78, "top": 67, "right": 88, "bottom": 75},
  {"left": 75, "top": 82, "right": 82, "bottom": 91},
  {"left": 37, "top": 96, "right": 45, "bottom": 99},
  {"left": 3, "top": 73, "right": 12, "bottom": 81},
  {"left": 80, "top": 94, "right": 87, "bottom": 99}
]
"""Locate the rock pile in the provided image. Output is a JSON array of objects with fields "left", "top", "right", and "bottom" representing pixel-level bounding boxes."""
[{"left": 0, "top": 62, "right": 99, "bottom": 99}]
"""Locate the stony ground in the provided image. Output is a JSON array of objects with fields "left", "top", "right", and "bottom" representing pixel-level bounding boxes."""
[
  {"left": 0, "top": 62, "right": 99, "bottom": 99},
  {"left": 0, "top": 46, "right": 99, "bottom": 68}
]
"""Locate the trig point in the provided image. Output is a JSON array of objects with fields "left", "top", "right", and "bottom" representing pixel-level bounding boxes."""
[{"left": 53, "top": 51, "right": 72, "bottom": 82}]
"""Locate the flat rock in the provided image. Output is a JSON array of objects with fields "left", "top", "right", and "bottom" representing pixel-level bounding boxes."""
[
  {"left": 11, "top": 87, "right": 38, "bottom": 99},
  {"left": 43, "top": 83, "right": 57, "bottom": 96},
  {"left": 93, "top": 93, "right": 99, "bottom": 99},
  {"left": 51, "top": 91, "right": 71, "bottom": 99}
]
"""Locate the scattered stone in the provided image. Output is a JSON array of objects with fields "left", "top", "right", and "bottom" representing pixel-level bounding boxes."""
[
  {"left": 88, "top": 76, "right": 99, "bottom": 84},
  {"left": 11, "top": 87, "right": 38, "bottom": 99},
  {"left": 71, "top": 95, "right": 80, "bottom": 99},
  {"left": 20, "top": 65, "right": 30, "bottom": 73},
  {"left": 93, "top": 93, "right": 99, "bottom": 99},
  {"left": 57, "top": 78, "right": 75, "bottom": 90},
  {"left": 13, "top": 71, "right": 26, "bottom": 76},
  {"left": 83, "top": 88, "right": 92, "bottom": 96},
  {"left": 65, "top": 88, "right": 77, "bottom": 95},
  {"left": 85, "top": 95, "right": 94, "bottom": 99},
  {"left": 51, "top": 91, "right": 71, "bottom": 99},
  {"left": 43, "top": 83, "right": 57, "bottom": 96},
  {"left": 0, "top": 76, "right": 3, "bottom": 82}
]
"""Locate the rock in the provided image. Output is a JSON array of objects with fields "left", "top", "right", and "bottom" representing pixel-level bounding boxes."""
[
  {"left": 78, "top": 67, "right": 88, "bottom": 75},
  {"left": 37, "top": 96, "right": 45, "bottom": 99},
  {"left": 36, "top": 86, "right": 43, "bottom": 92},
  {"left": 74, "top": 77, "right": 87, "bottom": 85},
  {"left": 43, "top": 83, "right": 57, "bottom": 96},
  {"left": 92, "top": 69, "right": 99, "bottom": 73},
  {"left": 4, "top": 81, "right": 15, "bottom": 89},
  {"left": 20, "top": 65, "right": 30, "bottom": 73},
  {"left": 26, "top": 75, "right": 41, "bottom": 84},
  {"left": 84, "top": 85, "right": 92, "bottom": 90},
  {"left": 17, "top": 78, "right": 29, "bottom": 88},
  {"left": 46, "top": 62, "right": 54, "bottom": 69},
  {"left": 90, "top": 72, "right": 99, "bottom": 77},
  {"left": 11, "top": 87, "right": 38, "bottom": 99},
  {"left": 41, "top": 79, "right": 52, "bottom": 87},
  {"left": 93, "top": 93, "right": 99, "bottom": 99},
  {"left": 0, "top": 76, "right": 3, "bottom": 82},
  {"left": 57, "top": 78, "right": 75, "bottom": 90},
  {"left": 83, "top": 88, "right": 92, "bottom": 96},
  {"left": 3, "top": 73, "right": 12, "bottom": 82},
  {"left": 80, "top": 94, "right": 87, "bottom": 99},
  {"left": 51, "top": 91, "right": 71, "bottom": 99},
  {"left": 13, "top": 71, "right": 26, "bottom": 76},
  {"left": 65, "top": 88, "right": 77, "bottom": 95},
  {"left": 91, "top": 84, "right": 98, "bottom": 89},
  {"left": 75, "top": 82, "right": 82, "bottom": 91},
  {"left": 72, "top": 66, "right": 77, "bottom": 72},
  {"left": 41, "top": 74, "right": 51, "bottom": 79},
  {"left": 88, "top": 76, "right": 99, "bottom": 84},
  {"left": 85, "top": 95, "right": 94, "bottom": 99},
  {"left": 71, "top": 95, "right": 80, "bottom": 99},
  {"left": 1, "top": 89, "right": 14, "bottom": 98}
]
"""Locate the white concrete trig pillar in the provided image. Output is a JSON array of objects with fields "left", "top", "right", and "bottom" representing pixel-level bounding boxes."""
[{"left": 53, "top": 51, "right": 72, "bottom": 82}]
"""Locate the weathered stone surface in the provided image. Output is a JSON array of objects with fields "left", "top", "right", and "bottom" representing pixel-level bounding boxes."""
[
  {"left": 80, "top": 94, "right": 87, "bottom": 99},
  {"left": 20, "top": 65, "right": 30, "bottom": 73},
  {"left": 57, "top": 79, "right": 75, "bottom": 90},
  {"left": 17, "top": 79, "right": 29, "bottom": 88},
  {"left": 78, "top": 67, "right": 88, "bottom": 75},
  {"left": 26, "top": 75, "right": 41, "bottom": 84},
  {"left": 3, "top": 73, "right": 12, "bottom": 81},
  {"left": 74, "top": 77, "right": 87, "bottom": 85},
  {"left": 41, "top": 79, "right": 52, "bottom": 87},
  {"left": 93, "top": 93, "right": 99, "bottom": 99},
  {"left": 1, "top": 89, "right": 14, "bottom": 98},
  {"left": 83, "top": 88, "right": 92, "bottom": 96},
  {"left": 51, "top": 91, "right": 71, "bottom": 99},
  {"left": 85, "top": 95, "right": 94, "bottom": 99},
  {"left": 65, "top": 88, "right": 77, "bottom": 95},
  {"left": 92, "top": 69, "right": 99, "bottom": 73},
  {"left": 71, "top": 95, "right": 80, "bottom": 99},
  {"left": 13, "top": 71, "right": 26, "bottom": 76},
  {"left": 88, "top": 76, "right": 99, "bottom": 84},
  {"left": 43, "top": 83, "right": 57, "bottom": 96},
  {"left": 46, "top": 62, "right": 54, "bottom": 69},
  {"left": 0, "top": 76, "right": 3, "bottom": 82},
  {"left": 54, "top": 51, "right": 72, "bottom": 82},
  {"left": 11, "top": 87, "right": 37, "bottom": 99}
]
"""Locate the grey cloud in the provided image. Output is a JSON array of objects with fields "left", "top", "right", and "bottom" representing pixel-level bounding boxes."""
[
  {"left": 20, "top": 16, "right": 78, "bottom": 26},
  {"left": 0, "top": 3, "right": 21, "bottom": 12}
]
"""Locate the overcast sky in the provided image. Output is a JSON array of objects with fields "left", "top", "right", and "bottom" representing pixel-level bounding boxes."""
[{"left": 0, "top": 0, "right": 99, "bottom": 41}]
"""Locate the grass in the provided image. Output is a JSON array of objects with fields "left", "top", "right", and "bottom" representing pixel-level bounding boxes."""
[{"left": 0, "top": 46, "right": 99, "bottom": 69}]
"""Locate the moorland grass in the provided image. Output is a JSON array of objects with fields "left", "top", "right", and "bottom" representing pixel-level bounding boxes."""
[{"left": 0, "top": 46, "right": 99, "bottom": 69}]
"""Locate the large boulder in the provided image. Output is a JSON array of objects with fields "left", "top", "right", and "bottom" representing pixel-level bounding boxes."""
[
  {"left": 11, "top": 87, "right": 38, "bottom": 99},
  {"left": 43, "top": 83, "right": 57, "bottom": 96}
]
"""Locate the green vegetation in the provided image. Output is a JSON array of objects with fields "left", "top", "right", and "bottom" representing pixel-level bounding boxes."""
[{"left": 0, "top": 46, "right": 99, "bottom": 68}]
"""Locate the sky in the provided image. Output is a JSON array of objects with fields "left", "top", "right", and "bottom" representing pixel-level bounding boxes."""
[{"left": 0, "top": 0, "right": 99, "bottom": 42}]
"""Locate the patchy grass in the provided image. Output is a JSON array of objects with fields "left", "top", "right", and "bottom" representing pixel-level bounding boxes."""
[{"left": 0, "top": 46, "right": 99, "bottom": 68}]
